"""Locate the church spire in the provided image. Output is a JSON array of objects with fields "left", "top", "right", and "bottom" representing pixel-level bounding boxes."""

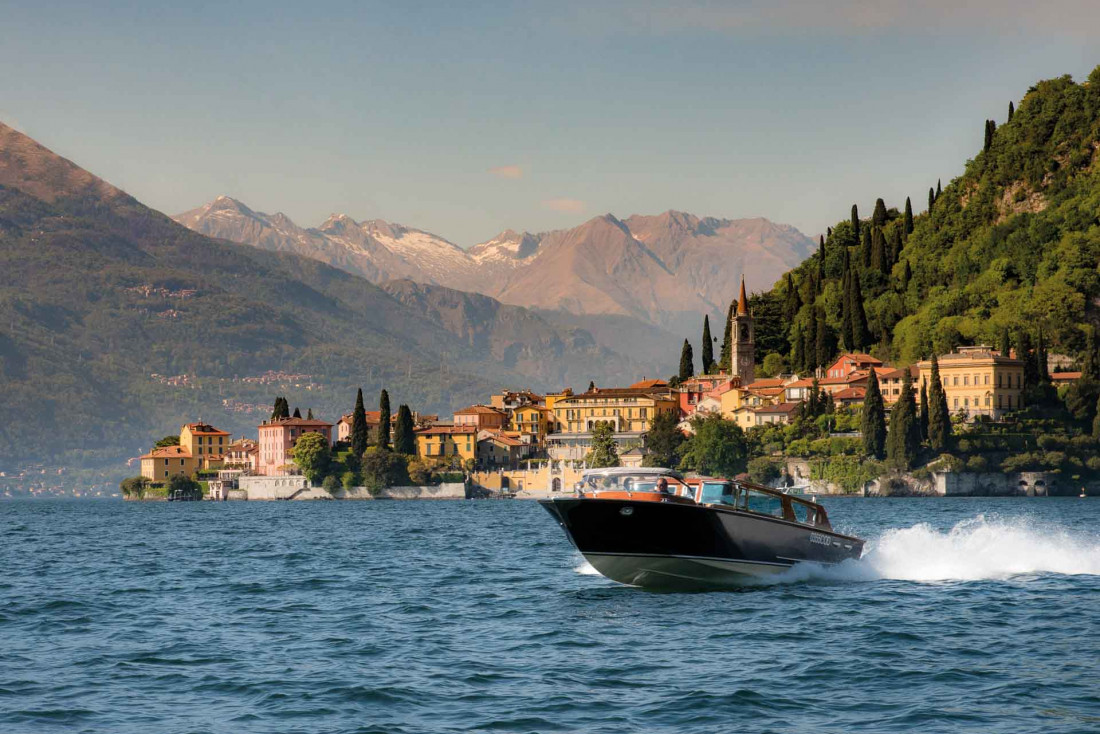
[{"left": 737, "top": 275, "right": 749, "bottom": 316}]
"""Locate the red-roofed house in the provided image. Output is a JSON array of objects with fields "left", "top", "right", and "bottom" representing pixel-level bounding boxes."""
[
  {"left": 754, "top": 402, "right": 801, "bottom": 425},
  {"left": 258, "top": 417, "right": 334, "bottom": 476},
  {"left": 1051, "top": 371, "right": 1082, "bottom": 386},
  {"left": 825, "top": 353, "right": 883, "bottom": 380},
  {"left": 140, "top": 445, "right": 199, "bottom": 481},
  {"left": 831, "top": 387, "right": 866, "bottom": 407},
  {"left": 454, "top": 405, "right": 508, "bottom": 431},
  {"left": 415, "top": 425, "right": 478, "bottom": 463},
  {"left": 336, "top": 411, "right": 381, "bottom": 443}
]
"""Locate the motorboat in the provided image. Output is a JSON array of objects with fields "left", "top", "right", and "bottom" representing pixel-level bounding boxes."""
[{"left": 539, "top": 467, "right": 864, "bottom": 589}]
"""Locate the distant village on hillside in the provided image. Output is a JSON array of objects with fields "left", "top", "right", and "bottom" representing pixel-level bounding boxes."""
[{"left": 127, "top": 277, "right": 1084, "bottom": 501}]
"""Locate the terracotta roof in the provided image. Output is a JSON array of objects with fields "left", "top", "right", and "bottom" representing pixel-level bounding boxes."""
[
  {"left": 750, "top": 387, "right": 785, "bottom": 397},
  {"left": 1051, "top": 371, "right": 1082, "bottom": 381},
  {"left": 184, "top": 423, "right": 230, "bottom": 435},
  {"left": 880, "top": 365, "right": 918, "bottom": 380},
  {"left": 140, "top": 445, "right": 194, "bottom": 459},
  {"left": 784, "top": 378, "right": 816, "bottom": 389},
  {"left": 836, "top": 353, "right": 882, "bottom": 364},
  {"left": 338, "top": 411, "right": 381, "bottom": 424},
  {"left": 454, "top": 405, "right": 506, "bottom": 415},
  {"left": 629, "top": 378, "right": 669, "bottom": 389},
  {"left": 561, "top": 388, "right": 672, "bottom": 401},
  {"left": 745, "top": 378, "right": 786, "bottom": 390},
  {"left": 481, "top": 432, "right": 525, "bottom": 447},
  {"left": 416, "top": 425, "right": 477, "bottom": 435},
  {"left": 832, "top": 387, "right": 866, "bottom": 400},
  {"left": 755, "top": 402, "right": 801, "bottom": 414}
]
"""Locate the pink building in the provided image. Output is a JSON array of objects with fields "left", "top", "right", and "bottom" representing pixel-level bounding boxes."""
[{"left": 257, "top": 417, "right": 333, "bottom": 476}]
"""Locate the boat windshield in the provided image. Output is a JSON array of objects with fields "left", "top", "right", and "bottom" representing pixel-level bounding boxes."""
[
  {"left": 584, "top": 472, "right": 689, "bottom": 497},
  {"left": 699, "top": 481, "right": 737, "bottom": 506}
]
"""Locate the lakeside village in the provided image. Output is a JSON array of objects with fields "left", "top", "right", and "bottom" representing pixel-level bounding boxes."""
[{"left": 123, "top": 278, "right": 1095, "bottom": 501}]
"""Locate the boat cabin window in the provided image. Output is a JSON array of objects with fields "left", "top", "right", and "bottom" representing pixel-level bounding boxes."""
[
  {"left": 585, "top": 473, "right": 685, "bottom": 495},
  {"left": 699, "top": 481, "right": 737, "bottom": 506},
  {"left": 741, "top": 488, "right": 785, "bottom": 519},
  {"left": 790, "top": 502, "right": 817, "bottom": 525}
]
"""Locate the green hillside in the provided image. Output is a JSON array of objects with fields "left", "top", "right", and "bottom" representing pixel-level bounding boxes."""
[
  {"left": 0, "top": 124, "right": 519, "bottom": 476},
  {"left": 757, "top": 66, "right": 1100, "bottom": 373}
]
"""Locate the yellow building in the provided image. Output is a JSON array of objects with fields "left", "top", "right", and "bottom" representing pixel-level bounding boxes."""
[
  {"left": 512, "top": 404, "right": 552, "bottom": 445},
  {"left": 140, "top": 445, "right": 199, "bottom": 481},
  {"left": 415, "top": 425, "right": 478, "bottom": 463},
  {"left": 552, "top": 387, "right": 679, "bottom": 435},
  {"left": 180, "top": 422, "right": 231, "bottom": 468},
  {"left": 918, "top": 346, "right": 1025, "bottom": 419}
]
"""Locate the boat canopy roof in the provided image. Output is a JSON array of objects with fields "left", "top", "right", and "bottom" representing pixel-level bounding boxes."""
[{"left": 581, "top": 467, "right": 684, "bottom": 480}]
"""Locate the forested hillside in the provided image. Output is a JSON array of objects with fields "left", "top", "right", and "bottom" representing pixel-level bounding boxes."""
[{"left": 752, "top": 67, "right": 1100, "bottom": 373}]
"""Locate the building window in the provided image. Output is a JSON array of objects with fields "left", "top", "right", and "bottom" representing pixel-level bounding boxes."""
[
  {"left": 953, "top": 398, "right": 959, "bottom": 408},
  {"left": 984, "top": 375, "right": 989, "bottom": 385},
  {"left": 953, "top": 376, "right": 958, "bottom": 386},
  {"left": 964, "top": 375, "right": 969, "bottom": 386}
]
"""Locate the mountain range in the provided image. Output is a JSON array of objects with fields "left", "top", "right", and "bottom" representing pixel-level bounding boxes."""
[
  {"left": 175, "top": 198, "right": 814, "bottom": 331},
  {"left": 0, "top": 121, "right": 662, "bottom": 477}
]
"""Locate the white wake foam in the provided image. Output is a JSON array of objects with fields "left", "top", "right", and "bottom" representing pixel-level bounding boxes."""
[
  {"left": 573, "top": 557, "right": 602, "bottom": 576},
  {"left": 775, "top": 515, "right": 1100, "bottom": 584}
]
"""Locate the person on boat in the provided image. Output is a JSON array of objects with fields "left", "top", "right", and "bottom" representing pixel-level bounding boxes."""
[{"left": 655, "top": 477, "right": 671, "bottom": 495}]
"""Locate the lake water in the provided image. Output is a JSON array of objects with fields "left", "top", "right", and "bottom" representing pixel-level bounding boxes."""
[{"left": 2, "top": 497, "right": 1100, "bottom": 733}]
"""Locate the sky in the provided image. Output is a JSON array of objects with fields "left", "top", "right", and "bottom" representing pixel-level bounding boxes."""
[{"left": 1, "top": 0, "right": 1098, "bottom": 246}]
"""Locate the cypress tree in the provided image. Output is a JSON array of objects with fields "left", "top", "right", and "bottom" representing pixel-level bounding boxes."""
[
  {"left": 817, "top": 235, "right": 826, "bottom": 283},
  {"left": 1036, "top": 326, "right": 1050, "bottom": 383},
  {"left": 904, "top": 197, "right": 914, "bottom": 234},
  {"left": 394, "top": 404, "right": 416, "bottom": 455},
  {"left": 378, "top": 389, "right": 391, "bottom": 450},
  {"left": 928, "top": 187, "right": 935, "bottom": 212},
  {"left": 807, "top": 377, "right": 820, "bottom": 417},
  {"left": 307, "top": 408, "right": 314, "bottom": 420},
  {"left": 814, "top": 305, "right": 834, "bottom": 368},
  {"left": 784, "top": 273, "right": 801, "bottom": 322},
  {"left": 1008, "top": 101, "right": 1015, "bottom": 122},
  {"left": 861, "top": 369, "right": 886, "bottom": 460},
  {"left": 902, "top": 260, "right": 912, "bottom": 289},
  {"left": 983, "top": 119, "right": 994, "bottom": 152},
  {"left": 720, "top": 300, "right": 735, "bottom": 372},
  {"left": 889, "top": 227, "right": 902, "bottom": 270},
  {"left": 701, "top": 315, "right": 714, "bottom": 373},
  {"left": 872, "top": 198, "right": 887, "bottom": 228},
  {"left": 841, "top": 253, "right": 854, "bottom": 350},
  {"left": 936, "top": 179, "right": 942, "bottom": 199},
  {"left": 790, "top": 322, "right": 805, "bottom": 373},
  {"left": 679, "top": 339, "right": 694, "bottom": 381},
  {"left": 918, "top": 378, "right": 930, "bottom": 441},
  {"left": 588, "top": 380, "right": 596, "bottom": 392},
  {"left": 272, "top": 396, "right": 289, "bottom": 420},
  {"left": 292, "top": 407, "right": 301, "bottom": 418},
  {"left": 1093, "top": 394, "right": 1100, "bottom": 440},
  {"left": 1018, "top": 331, "right": 1037, "bottom": 390},
  {"left": 849, "top": 273, "right": 870, "bottom": 351},
  {"left": 351, "top": 387, "right": 368, "bottom": 458},
  {"left": 850, "top": 204, "right": 859, "bottom": 236},
  {"left": 871, "top": 227, "right": 886, "bottom": 274},
  {"left": 861, "top": 225, "right": 872, "bottom": 269},
  {"left": 802, "top": 315, "right": 816, "bottom": 371},
  {"left": 999, "top": 328, "right": 1012, "bottom": 358},
  {"left": 886, "top": 367, "right": 919, "bottom": 470},
  {"left": 1084, "top": 328, "right": 1100, "bottom": 381},
  {"left": 928, "top": 355, "right": 951, "bottom": 451}
]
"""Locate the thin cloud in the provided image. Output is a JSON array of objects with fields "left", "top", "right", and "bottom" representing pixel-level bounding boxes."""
[
  {"left": 488, "top": 165, "right": 524, "bottom": 179},
  {"left": 542, "top": 198, "right": 586, "bottom": 213}
]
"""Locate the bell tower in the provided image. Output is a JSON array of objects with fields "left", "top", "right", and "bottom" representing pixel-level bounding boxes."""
[{"left": 731, "top": 275, "right": 755, "bottom": 384}]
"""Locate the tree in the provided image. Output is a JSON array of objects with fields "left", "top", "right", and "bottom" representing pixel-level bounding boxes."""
[
  {"left": 351, "top": 387, "right": 368, "bottom": 458},
  {"left": 393, "top": 404, "right": 416, "bottom": 455},
  {"left": 701, "top": 315, "right": 714, "bottom": 373},
  {"left": 902, "top": 260, "right": 912, "bottom": 289},
  {"left": 271, "top": 396, "right": 289, "bottom": 420},
  {"left": 1008, "top": 100, "right": 1015, "bottom": 121},
  {"left": 841, "top": 255, "right": 854, "bottom": 349},
  {"left": 999, "top": 328, "right": 1012, "bottom": 358},
  {"left": 886, "top": 367, "right": 918, "bottom": 470},
  {"left": 678, "top": 414, "right": 747, "bottom": 478},
  {"left": 872, "top": 198, "right": 888, "bottom": 227},
  {"left": 928, "top": 187, "right": 935, "bottom": 212},
  {"left": 927, "top": 355, "right": 952, "bottom": 451},
  {"left": 849, "top": 272, "right": 871, "bottom": 351},
  {"left": 679, "top": 339, "right": 694, "bottom": 381},
  {"left": 904, "top": 197, "right": 914, "bottom": 234},
  {"left": 306, "top": 408, "right": 314, "bottom": 420},
  {"left": 154, "top": 435, "right": 180, "bottom": 448},
  {"left": 588, "top": 380, "right": 596, "bottom": 392},
  {"left": 1093, "top": 393, "right": 1100, "bottom": 440},
  {"left": 168, "top": 474, "right": 202, "bottom": 501},
  {"left": 850, "top": 204, "right": 859, "bottom": 235},
  {"left": 919, "top": 378, "right": 930, "bottom": 441},
  {"left": 1018, "top": 330, "right": 1037, "bottom": 390},
  {"left": 1084, "top": 328, "right": 1100, "bottom": 381},
  {"left": 1036, "top": 326, "right": 1050, "bottom": 383},
  {"left": 291, "top": 431, "right": 331, "bottom": 484},
  {"left": 936, "top": 179, "right": 942, "bottom": 199},
  {"left": 378, "top": 389, "right": 391, "bottom": 450},
  {"left": 120, "top": 476, "right": 149, "bottom": 498},
  {"left": 292, "top": 407, "right": 301, "bottom": 418},
  {"left": 984, "top": 119, "right": 995, "bottom": 152},
  {"left": 861, "top": 369, "right": 887, "bottom": 460},
  {"left": 586, "top": 421, "right": 620, "bottom": 468},
  {"left": 362, "top": 447, "right": 409, "bottom": 492},
  {"left": 889, "top": 227, "right": 903, "bottom": 269},
  {"left": 642, "top": 410, "right": 684, "bottom": 468},
  {"left": 719, "top": 300, "right": 735, "bottom": 372},
  {"left": 871, "top": 227, "right": 886, "bottom": 273},
  {"left": 784, "top": 273, "right": 801, "bottom": 323},
  {"left": 861, "top": 224, "right": 872, "bottom": 269},
  {"left": 814, "top": 305, "right": 835, "bottom": 367},
  {"left": 817, "top": 235, "right": 826, "bottom": 283},
  {"left": 806, "top": 377, "right": 821, "bottom": 417}
]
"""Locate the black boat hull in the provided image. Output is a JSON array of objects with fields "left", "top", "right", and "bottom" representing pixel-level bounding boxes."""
[{"left": 540, "top": 497, "right": 863, "bottom": 589}]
